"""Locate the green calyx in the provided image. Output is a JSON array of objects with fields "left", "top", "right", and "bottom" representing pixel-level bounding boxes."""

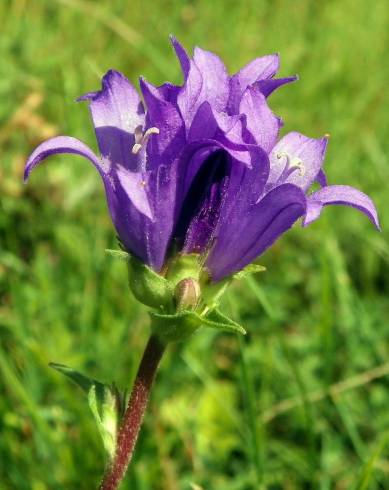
[
  {"left": 106, "top": 249, "right": 265, "bottom": 343},
  {"left": 150, "top": 308, "right": 246, "bottom": 343}
]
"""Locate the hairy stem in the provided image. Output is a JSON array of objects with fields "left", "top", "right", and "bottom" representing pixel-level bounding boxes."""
[{"left": 99, "top": 335, "right": 166, "bottom": 490}]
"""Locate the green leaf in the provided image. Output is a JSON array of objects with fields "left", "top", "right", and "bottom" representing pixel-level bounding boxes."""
[
  {"left": 50, "top": 363, "right": 124, "bottom": 460},
  {"left": 353, "top": 433, "right": 388, "bottom": 490},
  {"left": 233, "top": 263, "right": 266, "bottom": 280}
]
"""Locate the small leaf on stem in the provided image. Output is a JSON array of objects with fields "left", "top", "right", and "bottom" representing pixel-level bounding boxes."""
[{"left": 50, "top": 363, "right": 125, "bottom": 460}]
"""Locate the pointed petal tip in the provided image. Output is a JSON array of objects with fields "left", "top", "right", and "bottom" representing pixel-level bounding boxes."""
[
  {"left": 270, "top": 53, "right": 281, "bottom": 70},
  {"left": 170, "top": 36, "right": 191, "bottom": 77},
  {"left": 23, "top": 159, "right": 35, "bottom": 182},
  {"left": 303, "top": 184, "right": 380, "bottom": 231},
  {"left": 103, "top": 69, "right": 127, "bottom": 81},
  {"left": 77, "top": 70, "right": 128, "bottom": 102},
  {"left": 23, "top": 136, "right": 105, "bottom": 185},
  {"left": 169, "top": 33, "right": 177, "bottom": 44},
  {"left": 139, "top": 76, "right": 152, "bottom": 96},
  {"left": 139, "top": 76, "right": 152, "bottom": 94},
  {"left": 76, "top": 92, "right": 95, "bottom": 102},
  {"left": 100, "top": 70, "right": 131, "bottom": 95}
]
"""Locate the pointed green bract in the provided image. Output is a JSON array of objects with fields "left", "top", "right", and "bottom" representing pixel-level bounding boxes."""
[
  {"left": 105, "top": 249, "right": 131, "bottom": 261},
  {"left": 204, "top": 308, "right": 246, "bottom": 335},
  {"left": 150, "top": 307, "right": 246, "bottom": 343},
  {"left": 233, "top": 263, "right": 266, "bottom": 280},
  {"left": 201, "top": 275, "right": 231, "bottom": 309}
]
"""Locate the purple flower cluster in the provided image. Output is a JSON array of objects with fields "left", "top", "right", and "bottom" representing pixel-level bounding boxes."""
[{"left": 25, "top": 37, "right": 379, "bottom": 281}]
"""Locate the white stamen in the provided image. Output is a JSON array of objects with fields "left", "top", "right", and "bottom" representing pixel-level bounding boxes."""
[
  {"left": 291, "top": 157, "right": 305, "bottom": 176},
  {"left": 131, "top": 126, "right": 160, "bottom": 155},
  {"left": 134, "top": 125, "right": 144, "bottom": 144},
  {"left": 144, "top": 127, "right": 160, "bottom": 138},
  {"left": 277, "top": 151, "right": 305, "bottom": 177},
  {"left": 132, "top": 143, "right": 143, "bottom": 155}
]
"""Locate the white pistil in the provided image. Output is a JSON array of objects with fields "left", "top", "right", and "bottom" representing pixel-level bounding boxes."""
[{"left": 131, "top": 126, "right": 160, "bottom": 155}]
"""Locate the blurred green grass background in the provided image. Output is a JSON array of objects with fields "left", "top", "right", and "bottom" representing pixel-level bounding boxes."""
[{"left": 1, "top": 0, "right": 388, "bottom": 488}]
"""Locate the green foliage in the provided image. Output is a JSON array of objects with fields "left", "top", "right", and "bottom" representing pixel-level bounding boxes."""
[
  {"left": 1, "top": 0, "right": 389, "bottom": 489},
  {"left": 49, "top": 362, "right": 125, "bottom": 461}
]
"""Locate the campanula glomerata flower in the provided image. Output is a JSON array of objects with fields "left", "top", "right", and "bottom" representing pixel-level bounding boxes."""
[{"left": 25, "top": 37, "right": 379, "bottom": 282}]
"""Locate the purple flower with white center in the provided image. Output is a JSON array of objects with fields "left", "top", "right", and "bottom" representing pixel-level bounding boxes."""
[{"left": 25, "top": 37, "right": 380, "bottom": 283}]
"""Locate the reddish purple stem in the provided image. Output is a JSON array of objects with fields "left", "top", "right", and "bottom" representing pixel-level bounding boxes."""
[{"left": 99, "top": 335, "right": 166, "bottom": 490}]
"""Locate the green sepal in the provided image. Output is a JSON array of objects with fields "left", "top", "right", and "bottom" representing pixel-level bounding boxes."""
[
  {"left": 201, "top": 276, "right": 231, "bottom": 309},
  {"left": 49, "top": 363, "right": 125, "bottom": 460},
  {"left": 150, "top": 307, "right": 246, "bottom": 343},
  {"left": 203, "top": 308, "right": 246, "bottom": 335},
  {"left": 233, "top": 263, "right": 266, "bottom": 280},
  {"left": 165, "top": 253, "right": 202, "bottom": 284},
  {"left": 106, "top": 249, "right": 174, "bottom": 310},
  {"left": 128, "top": 255, "right": 174, "bottom": 310},
  {"left": 150, "top": 310, "right": 201, "bottom": 343}
]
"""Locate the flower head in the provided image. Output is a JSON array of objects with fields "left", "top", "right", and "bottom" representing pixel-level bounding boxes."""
[{"left": 25, "top": 37, "right": 379, "bottom": 283}]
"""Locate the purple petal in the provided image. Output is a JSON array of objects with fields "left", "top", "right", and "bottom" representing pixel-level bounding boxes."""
[
  {"left": 228, "top": 54, "right": 279, "bottom": 114},
  {"left": 188, "top": 102, "right": 219, "bottom": 142},
  {"left": 24, "top": 135, "right": 175, "bottom": 271},
  {"left": 212, "top": 111, "right": 245, "bottom": 145},
  {"left": 193, "top": 46, "right": 230, "bottom": 112},
  {"left": 180, "top": 144, "right": 270, "bottom": 255},
  {"left": 188, "top": 102, "right": 252, "bottom": 166},
  {"left": 116, "top": 167, "right": 154, "bottom": 220},
  {"left": 303, "top": 185, "right": 380, "bottom": 229},
  {"left": 315, "top": 169, "right": 328, "bottom": 187},
  {"left": 111, "top": 162, "right": 179, "bottom": 271},
  {"left": 139, "top": 78, "right": 185, "bottom": 167},
  {"left": 256, "top": 76, "right": 298, "bottom": 97},
  {"left": 77, "top": 70, "right": 145, "bottom": 170},
  {"left": 155, "top": 82, "right": 180, "bottom": 103},
  {"left": 269, "top": 132, "right": 328, "bottom": 190},
  {"left": 239, "top": 85, "right": 282, "bottom": 153},
  {"left": 176, "top": 44, "right": 230, "bottom": 130},
  {"left": 170, "top": 35, "right": 190, "bottom": 79},
  {"left": 24, "top": 136, "right": 105, "bottom": 182},
  {"left": 173, "top": 137, "right": 269, "bottom": 213},
  {"left": 207, "top": 184, "right": 307, "bottom": 281},
  {"left": 175, "top": 48, "right": 204, "bottom": 131},
  {"left": 180, "top": 151, "right": 230, "bottom": 254}
]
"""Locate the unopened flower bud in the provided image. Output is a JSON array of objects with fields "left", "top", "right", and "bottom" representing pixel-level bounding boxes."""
[{"left": 174, "top": 277, "right": 201, "bottom": 311}]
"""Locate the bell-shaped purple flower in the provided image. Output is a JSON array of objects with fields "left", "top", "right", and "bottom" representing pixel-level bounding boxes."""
[{"left": 25, "top": 37, "right": 379, "bottom": 282}]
